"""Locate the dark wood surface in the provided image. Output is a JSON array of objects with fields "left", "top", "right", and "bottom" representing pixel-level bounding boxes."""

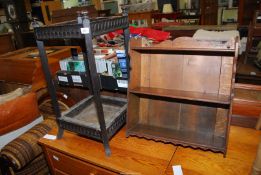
[
  {"left": 0, "top": 33, "right": 15, "bottom": 54},
  {"left": 200, "top": 0, "right": 218, "bottom": 25},
  {"left": 238, "top": 0, "right": 261, "bottom": 26},
  {"left": 231, "top": 114, "right": 258, "bottom": 128},
  {"left": 127, "top": 38, "right": 238, "bottom": 155},
  {"left": 232, "top": 83, "right": 261, "bottom": 128},
  {"left": 129, "top": 87, "right": 231, "bottom": 105},
  {"left": 51, "top": 5, "right": 98, "bottom": 23}
]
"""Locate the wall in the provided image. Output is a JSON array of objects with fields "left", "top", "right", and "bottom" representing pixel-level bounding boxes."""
[
  {"left": 63, "top": 0, "right": 79, "bottom": 8},
  {"left": 179, "top": 0, "right": 199, "bottom": 9}
]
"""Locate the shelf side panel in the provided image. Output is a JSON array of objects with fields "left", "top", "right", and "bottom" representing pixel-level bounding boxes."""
[
  {"left": 219, "top": 56, "right": 234, "bottom": 96},
  {"left": 127, "top": 93, "right": 141, "bottom": 130},
  {"left": 214, "top": 108, "right": 229, "bottom": 137},
  {"left": 129, "top": 49, "right": 142, "bottom": 89},
  {"left": 140, "top": 54, "right": 151, "bottom": 87}
]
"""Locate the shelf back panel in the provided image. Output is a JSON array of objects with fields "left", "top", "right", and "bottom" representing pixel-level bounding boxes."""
[
  {"left": 139, "top": 54, "right": 223, "bottom": 94},
  {"left": 128, "top": 94, "right": 228, "bottom": 138}
]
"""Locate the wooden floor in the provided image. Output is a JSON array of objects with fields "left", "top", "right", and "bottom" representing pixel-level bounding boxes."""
[{"left": 165, "top": 126, "right": 261, "bottom": 175}]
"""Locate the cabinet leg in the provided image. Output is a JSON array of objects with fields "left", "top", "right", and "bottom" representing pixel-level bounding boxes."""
[
  {"left": 104, "top": 141, "right": 111, "bottom": 156},
  {"left": 57, "top": 127, "right": 64, "bottom": 139}
]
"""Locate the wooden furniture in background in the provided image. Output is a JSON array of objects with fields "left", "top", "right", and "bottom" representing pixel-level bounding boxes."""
[
  {"left": 92, "top": 0, "right": 102, "bottom": 10},
  {"left": 128, "top": 11, "right": 155, "bottom": 27},
  {"left": 40, "top": 0, "right": 62, "bottom": 25},
  {"left": 127, "top": 37, "right": 238, "bottom": 156},
  {"left": 0, "top": 33, "right": 15, "bottom": 54},
  {"left": 163, "top": 24, "right": 237, "bottom": 39},
  {"left": 151, "top": 12, "right": 182, "bottom": 30},
  {"left": 0, "top": 46, "right": 83, "bottom": 118},
  {"left": 0, "top": 46, "right": 79, "bottom": 91},
  {"left": 238, "top": 0, "right": 261, "bottom": 26},
  {"left": 232, "top": 83, "right": 261, "bottom": 128},
  {"left": 200, "top": 0, "right": 218, "bottom": 25},
  {"left": 3, "top": 0, "right": 31, "bottom": 49},
  {"left": 152, "top": 12, "right": 182, "bottom": 23},
  {"left": 245, "top": 11, "right": 261, "bottom": 64},
  {"left": 51, "top": 5, "right": 98, "bottom": 23},
  {"left": 38, "top": 125, "right": 261, "bottom": 175}
]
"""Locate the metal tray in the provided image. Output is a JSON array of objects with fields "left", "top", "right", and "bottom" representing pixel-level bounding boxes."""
[{"left": 58, "top": 95, "right": 127, "bottom": 140}]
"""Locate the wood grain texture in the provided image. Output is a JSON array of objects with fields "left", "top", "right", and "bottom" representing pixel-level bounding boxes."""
[
  {"left": 0, "top": 46, "right": 80, "bottom": 91},
  {"left": 129, "top": 87, "right": 231, "bottom": 105},
  {"left": 232, "top": 84, "right": 261, "bottom": 127},
  {"left": 127, "top": 38, "right": 238, "bottom": 156},
  {"left": 39, "top": 127, "right": 176, "bottom": 175},
  {"left": 165, "top": 126, "right": 261, "bottom": 175},
  {"left": 51, "top": 5, "right": 98, "bottom": 24},
  {"left": 40, "top": 126, "right": 261, "bottom": 175},
  {"left": 219, "top": 57, "right": 234, "bottom": 96},
  {"left": 45, "top": 148, "right": 116, "bottom": 175},
  {"left": 0, "top": 33, "right": 15, "bottom": 55},
  {"left": 40, "top": 1, "right": 62, "bottom": 25},
  {"left": 182, "top": 55, "right": 221, "bottom": 94}
]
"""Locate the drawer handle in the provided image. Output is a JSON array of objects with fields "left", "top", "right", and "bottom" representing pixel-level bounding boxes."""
[{"left": 52, "top": 155, "right": 59, "bottom": 161}]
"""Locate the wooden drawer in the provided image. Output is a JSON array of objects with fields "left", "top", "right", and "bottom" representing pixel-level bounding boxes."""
[{"left": 46, "top": 148, "right": 117, "bottom": 175}]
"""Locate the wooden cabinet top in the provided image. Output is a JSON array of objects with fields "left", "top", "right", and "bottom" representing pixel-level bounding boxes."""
[
  {"left": 0, "top": 46, "right": 79, "bottom": 61},
  {"left": 39, "top": 125, "right": 261, "bottom": 175},
  {"left": 0, "top": 46, "right": 80, "bottom": 91},
  {"left": 39, "top": 127, "right": 176, "bottom": 175}
]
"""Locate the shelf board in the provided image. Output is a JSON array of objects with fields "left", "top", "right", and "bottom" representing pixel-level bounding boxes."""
[
  {"left": 127, "top": 123, "right": 226, "bottom": 152},
  {"left": 132, "top": 46, "right": 235, "bottom": 56},
  {"left": 129, "top": 87, "right": 231, "bottom": 105}
]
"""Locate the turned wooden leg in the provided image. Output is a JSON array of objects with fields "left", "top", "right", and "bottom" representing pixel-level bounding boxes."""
[{"left": 252, "top": 137, "right": 261, "bottom": 175}]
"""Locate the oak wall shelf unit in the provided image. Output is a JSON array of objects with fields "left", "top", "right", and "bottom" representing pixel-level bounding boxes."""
[{"left": 127, "top": 37, "right": 239, "bottom": 156}]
